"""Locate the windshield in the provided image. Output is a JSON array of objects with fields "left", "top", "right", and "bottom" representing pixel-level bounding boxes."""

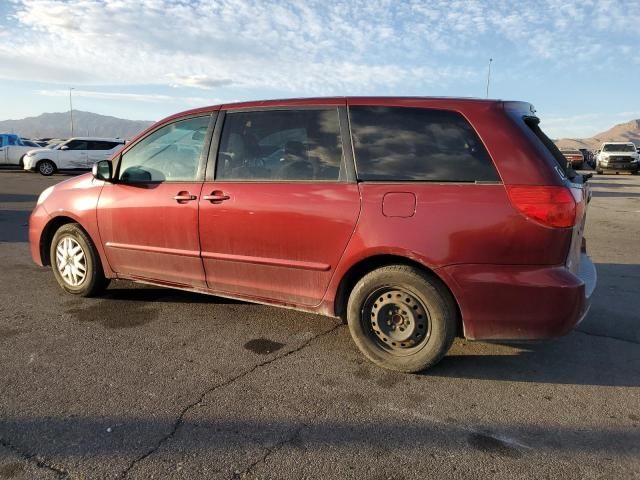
[{"left": 602, "top": 144, "right": 635, "bottom": 152}]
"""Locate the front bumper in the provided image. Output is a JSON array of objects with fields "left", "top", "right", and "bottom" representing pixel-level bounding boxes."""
[
  {"left": 600, "top": 162, "right": 638, "bottom": 172},
  {"left": 23, "top": 157, "right": 36, "bottom": 171},
  {"left": 441, "top": 253, "right": 597, "bottom": 340},
  {"left": 29, "top": 203, "right": 50, "bottom": 266}
]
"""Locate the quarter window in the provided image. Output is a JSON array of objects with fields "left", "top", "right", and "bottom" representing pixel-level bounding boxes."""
[
  {"left": 349, "top": 106, "right": 499, "bottom": 182},
  {"left": 216, "top": 109, "right": 343, "bottom": 182},
  {"left": 118, "top": 116, "right": 210, "bottom": 182}
]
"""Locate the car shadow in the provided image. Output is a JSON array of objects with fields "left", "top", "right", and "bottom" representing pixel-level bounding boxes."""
[
  {"left": 101, "top": 286, "right": 246, "bottom": 305},
  {"left": 0, "top": 209, "right": 30, "bottom": 242},
  {"left": 0, "top": 193, "right": 38, "bottom": 203}
]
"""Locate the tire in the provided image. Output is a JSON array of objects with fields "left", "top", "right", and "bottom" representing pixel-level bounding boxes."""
[
  {"left": 37, "top": 159, "right": 56, "bottom": 176},
  {"left": 50, "top": 223, "right": 109, "bottom": 297},
  {"left": 346, "top": 265, "right": 457, "bottom": 373},
  {"left": 18, "top": 156, "right": 25, "bottom": 169}
]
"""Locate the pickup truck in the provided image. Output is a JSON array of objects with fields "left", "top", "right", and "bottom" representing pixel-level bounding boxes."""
[
  {"left": 0, "top": 133, "right": 39, "bottom": 167},
  {"left": 596, "top": 142, "right": 639, "bottom": 174}
]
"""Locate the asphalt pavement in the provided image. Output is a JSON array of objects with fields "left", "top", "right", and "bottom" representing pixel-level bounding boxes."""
[{"left": 0, "top": 169, "right": 638, "bottom": 479}]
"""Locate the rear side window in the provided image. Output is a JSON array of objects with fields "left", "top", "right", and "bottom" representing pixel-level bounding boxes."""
[
  {"left": 216, "top": 109, "right": 343, "bottom": 182},
  {"left": 349, "top": 106, "right": 499, "bottom": 182},
  {"left": 88, "top": 141, "right": 120, "bottom": 150}
]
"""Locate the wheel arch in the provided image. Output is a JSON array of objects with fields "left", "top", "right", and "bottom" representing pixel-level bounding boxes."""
[
  {"left": 40, "top": 215, "right": 93, "bottom": 267},
  {"left": 333, "top": 254, "right": 463, "bottom": 335}
]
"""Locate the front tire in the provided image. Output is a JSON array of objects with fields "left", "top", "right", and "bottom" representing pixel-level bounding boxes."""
[
  {"left": 37, "top": 160, "right": 56, "bottom": 176},
  {"left": 346, "top": 265, "right": 457, "bottom": 373},
  {"left": 50, "top": 223, "right": 109, "bottom": 296}
]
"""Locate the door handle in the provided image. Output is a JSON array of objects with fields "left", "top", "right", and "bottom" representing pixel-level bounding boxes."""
[
  {"left": 173, "top": 192, "right": 197, "bottom": 203},
  {"left": 202, "top": 191, "right": 230, "bottom": 203}
]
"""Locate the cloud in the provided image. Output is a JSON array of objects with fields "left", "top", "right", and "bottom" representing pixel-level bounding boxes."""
[
  {"left": 167, "top": 74, "right": 234, "bottom": 90},
  {"left": 37, "top": 89, "right": 216, "bottom": 106},
  {"left": 2, "top": 0, "right": 639, "bottom": 96}
]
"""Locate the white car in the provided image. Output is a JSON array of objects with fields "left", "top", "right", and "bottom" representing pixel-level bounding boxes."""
[
  {"left": 595, "top": 142, "right": 639, "bottom": 175},
  {"left": 0, "top": 134, "right": 40, "bottom": 167},
  {"left": 23, "top": 137, "right": 125, "bottom": 176}
]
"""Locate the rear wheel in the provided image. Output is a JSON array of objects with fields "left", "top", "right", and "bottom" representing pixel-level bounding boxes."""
[
  {"left": 37, "top": 160, "right": 56, "bottom": 176},
  {"left": 346, "top": 265, "right": 457, "bottom": 372},
  {"left": 18, "top": 155, "right": 25, "bottom": 169},
  {"left": 50, "top": 223, "right": 109, "bottom": 296}
]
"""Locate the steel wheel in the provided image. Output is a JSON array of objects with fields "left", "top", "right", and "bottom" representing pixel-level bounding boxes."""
[
  {"left": 362, "top": 287, "right": 431, "bottom": 355},
  {"left": 55, "top": 235, "right": 87, "bottom": 287}
]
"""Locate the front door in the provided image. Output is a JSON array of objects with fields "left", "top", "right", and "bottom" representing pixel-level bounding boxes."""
[
  {"left": 198, "top": 107, "right": 360, "bottom": 306},
  {"left": 87, "top": 140, "right": 121, "bottom": 168},
  {"left": 61, "top": 139, "right": 89, "bottom": 168},
  {"left": 97, "top": 115, "right": 213, "bottom": 287}
]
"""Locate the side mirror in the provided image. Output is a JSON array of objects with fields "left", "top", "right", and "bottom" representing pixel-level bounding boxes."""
[
  {"left": 60, "top": 145, "right": 69, "bottom": 150},
  {"left": 92, "top": 160, "right": 113, "bottom": 182}
]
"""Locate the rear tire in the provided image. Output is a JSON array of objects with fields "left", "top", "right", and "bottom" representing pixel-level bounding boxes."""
[
  {"left": 346, "top": 265, "right": 457, "bottom": 373},
  {"left": 18, "top": 156, "right": 25, "bottom": 169},
  {"left": 37, "top": 160, "right": 56, "bottom": 176},
  {"left": 50, "top": 223, "right": 109, "bottom": 297}
]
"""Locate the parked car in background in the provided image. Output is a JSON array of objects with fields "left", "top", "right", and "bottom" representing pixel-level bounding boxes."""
[
  {"left": 578, "top": 148, "right": 594, "bottom": 168},
  {"left": 560, "top": 148, "right": 584, "bottom": 169},
  {"left": 29, "top": 97, "right": 596, "bottom": 372},
  {"left": 0, "top": 133, "right": 41, "bottom": 167},
  {"left": 23, "top": 137, "right": 125, "bottom": 175},
  {"left": 595, "top": 142, "right": 639, "bottom": 174}
]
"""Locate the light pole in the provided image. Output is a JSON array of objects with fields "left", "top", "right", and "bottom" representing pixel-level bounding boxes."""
[
  {"left": 69, "top": 87, "right": 75, "bottom": 137},
  {"left": 485, "top": 58, "right": 493, "bottom": 99}
]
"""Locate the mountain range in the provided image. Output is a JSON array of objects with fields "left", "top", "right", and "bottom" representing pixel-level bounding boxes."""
[
  {"left": 555, "top": 119, "right": 640, "bottom": 151},
  {"left": 1, "top": 110, "right": 638, "bottom": 151},
  {"left": 0, "top": 111, "right": 153, "bottom": 140}
]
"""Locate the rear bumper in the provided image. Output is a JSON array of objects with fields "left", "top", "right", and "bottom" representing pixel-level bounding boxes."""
[{"left": 441, "top": 254, "right": 597, "bottom": 340}]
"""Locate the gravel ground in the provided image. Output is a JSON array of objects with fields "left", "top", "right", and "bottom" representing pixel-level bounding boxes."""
[{"left": 0, "top": 169, "right": 638, "bottom": 479}]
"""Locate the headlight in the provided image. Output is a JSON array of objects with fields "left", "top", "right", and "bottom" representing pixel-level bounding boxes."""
[{"left": 37, "top": 186, "right": 54, "bottom": 205}]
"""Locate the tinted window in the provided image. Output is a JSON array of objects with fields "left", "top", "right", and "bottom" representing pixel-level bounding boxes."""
[
  {"left": 88, "top": 141, "right": 120, "bottom": 150},
  {"left": 216, "top": 109, "right": 343, "bottom": 182},
  {"left": 118, "top": 116, "right": 210, "bottom": 182},
  {"left": 349, "top": 106, "right": 499, "bottom": 182},
  {"left": 65, "top": 140, "right": 88, "bottom": 150}
]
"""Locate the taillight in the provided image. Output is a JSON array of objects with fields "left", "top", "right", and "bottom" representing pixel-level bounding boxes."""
[{"left": 506, "top": 185, "right": 577, "bottom": 228}]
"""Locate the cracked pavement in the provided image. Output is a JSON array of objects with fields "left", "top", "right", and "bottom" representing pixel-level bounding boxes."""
[{"left": 0, "top": 170, "right": 639, "bottom": 479}]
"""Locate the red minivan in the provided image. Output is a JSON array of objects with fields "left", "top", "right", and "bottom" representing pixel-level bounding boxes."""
[{"left": 29, "top": 97, "right": 596, "bottom": 372}]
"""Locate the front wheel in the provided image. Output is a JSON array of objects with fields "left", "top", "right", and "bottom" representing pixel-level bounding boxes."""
[
  {"left": 346, "top": 265, "right": 457, "bottom": 373},
  {"left": 37, "top": 160, "right": 56, "bottom": 176},
  {"left": 50, "top": 223, "right": 110, "bottom": 296}
]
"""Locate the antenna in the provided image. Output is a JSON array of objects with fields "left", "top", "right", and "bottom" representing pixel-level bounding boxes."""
[{"left": 485, "top": 58, "right": 493, "bottom": 99}]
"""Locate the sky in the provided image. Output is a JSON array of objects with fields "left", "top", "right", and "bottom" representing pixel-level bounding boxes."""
[{"left": 0, "top": 0, "right": 639, "bottom": 139}]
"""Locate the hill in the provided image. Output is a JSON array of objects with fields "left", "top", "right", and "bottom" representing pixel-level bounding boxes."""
[
  {"left": 556, "top": 119, "right": 640, "bottom": 150},
  {"left": 0, "top": 111, "right": 154, "bottom": 140}
]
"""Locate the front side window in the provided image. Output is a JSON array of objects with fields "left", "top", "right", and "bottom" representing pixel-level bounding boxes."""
[
  {"left": 118, "top": 116, "right": 210, "bottom": 182},
  {"left": 65, "top": 140, "right": 89, "bottom": 150},
  {"left": 216, "top": 109, "right": 343, "bottom": 182},
  {"left": 350, "top": 106, "right": 499, "bottom": 182}
]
